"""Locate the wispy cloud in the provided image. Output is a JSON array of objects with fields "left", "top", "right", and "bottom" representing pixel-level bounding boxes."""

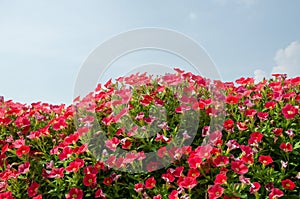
[
  {"left": 271, "top": 41, "right": 300, "bottom": 78},
  {"left": 253, "top": 41, "right": 300, "bottom": 80},
  {"left": 254, "top": 69, "right": 267, "bottom": 83}
]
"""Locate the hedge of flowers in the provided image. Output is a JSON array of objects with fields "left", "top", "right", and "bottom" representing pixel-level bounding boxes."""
[{"left": 0, "top": 69, "right": 300, "bottom": 199}]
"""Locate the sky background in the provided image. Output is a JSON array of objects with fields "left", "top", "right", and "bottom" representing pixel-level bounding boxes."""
[{"left": 0, "top": 0, "right": 300, "bottom": 104}]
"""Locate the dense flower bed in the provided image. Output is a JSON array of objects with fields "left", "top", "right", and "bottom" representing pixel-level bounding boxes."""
[{"left": 0, "top": 69, "right": 300, "bottom": 199}]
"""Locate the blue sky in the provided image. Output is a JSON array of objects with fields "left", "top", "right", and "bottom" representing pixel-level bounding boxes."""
[{"left": 0, "top": 0, "right": 300, "bottom": 104}]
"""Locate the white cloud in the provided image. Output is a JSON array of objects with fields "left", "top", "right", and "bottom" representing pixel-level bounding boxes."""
[
  {"left": 271, "top": 41, "right": 300, "bottom": 78},
  {"left": 254, "top": 69, "right": 267, "bottom": 83}
]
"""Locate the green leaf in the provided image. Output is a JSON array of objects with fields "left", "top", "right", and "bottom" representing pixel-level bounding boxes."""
[
  {"left": 293, "top": 141, "right": 300, "bottom": 150},
  {"left": 233, "top": 193, "right": 248, "bottom": 198}
]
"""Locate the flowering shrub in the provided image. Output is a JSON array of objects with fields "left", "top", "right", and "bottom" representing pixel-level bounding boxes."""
[{"left": 0, "top": 70, "right": 300, "bottom": 199}]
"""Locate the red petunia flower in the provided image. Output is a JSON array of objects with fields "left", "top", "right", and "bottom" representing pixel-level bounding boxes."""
[
  {"left": 105, "top": 137, "right": 120, "bottom": 152},
  {"left": 155, "top": 133, "right": 171, "bottom": 143},
  {"left": 58, "top": 147, "right": 73, "bottom": 161},
  {"left": 0, "top": 118, "right": 12, "bottom": 127},
  {"left": 168, "top": 190, "right": 179, "bottom": 199},
  {"left": 195, "top": 145, "right": 213, "bottom": 159},
  {"left": 153, "top": 195, "right": 162, "bottom": 199},
  {"left": 16, "top": 145, "right": 30, "bottom": 158},
  {"left": 214, "top": 173, "right": 227, "bottom": 185},
  {"left": 279, "top": 142, "right": 293, "bottom": 152},
  {"left": 27, "top": 130, "right": 41, "bottom": 140},
  {"left": 77, "top": 126, "right": 89, "bottom": 136},
  {"left": 258, "top": 155, "right": 273, "bottom": 165},
  {"left": 145, "top": 176, "right": 156, "bottom": 189},
  {"left": 236, "top": 122, "right": 248, "bottom": 131},
  {"left": 210, "top": 148, "right": 221, "bottom": 157},
  {"left": 188, "top": 154, "right": 202, "bottom": 169},
  {"left": 134, "top": 183, "right": 144, "bottom": 193},
  {"left": 258, "top": 112, "right": 269, "bottom": 121},
  {"left": 66, "top": 160, "right": 83, "bottom": 173},
  {"left": 162, "top": 173, "right": 175, "bottom": 183},
  {"left": 114, "top": 107, "right": 129, "bottom": 122},
  {"left": 269, "top": 188, "right": 284, "bottom": 199},
  {"left": 244, "top": 109, "right": 257, "bottom": 117},
  {"left": 250, "top": 182, "right": 261, "bottom": 194},
  {"left": 146, "top": 161, "right": 161, "bottom": 172},
  {"left": 47, "top": 167, "right": 64, "bottom": 179},
  {"left": 226, "top": 95, "right": 239, "bottom": 104},
  {"left": 226, "top": 140, "right": 240, "bottom": 150},
  {"left": 94, "top": 161, "right": 105, "bottom": 171},
  {"left": 265, "top": 101, "right": 276, "bottom": 109},
  {"left": 83, "top": 165, "right": 98, "bottom": 175},
  {"left": 102, "top": 114, "right": 115, "bottom": 126},
  {"left": 124, "top": 153, "right": 138, "bottom": 164},
  {"left": 178, "top": 177, "right": 198, "bottom": 190},
  {"left": 95, "top": 188, "right": 106, "bottom": 198},
  {"left": 248, "top": 132, "right": 263, "bottom": 145},
  {"left": 18, "top": 161, "right": 30, "bottom": 174},
  {"left": 202, "top": 126, "right": 210, "bottom": 137},
  {"left": 66, "top": 187, "right": 83, "bottom": 199},
  {"left": 282, "top": 104, "right": 298, "bottom": 119},
  {"left": 74, "top": 158, "right": 84, "bottom": 167},
  {"left": 83, "top": 174, "right": 97, "bottom": 186},
  {"left": 231, "top": 160, "right": 248, "bottom": 175},
  {"left": 239, "top": 175, "right": 251, "bottom": 184},
  {"left": 169, "top": 166, "right": 184, "bottom": 178},
  {"left": 296, "top": 93, "right": 300, "bottom": 102},
  {"left": 27, "top": 182, "right": 39, "bottom": 197},
  {"left": 0, "top": 191, "right": 14, "bottom": 199},
  {"left": 104, "top": 78, "right": 112, "bottom": 88},
  {"left": 187, "top": 168, "right": 200, "bottom": 179},
  {"left": 32, "top": 194, "right": 42, "bottom": 199},
  {"left": 223, "top": 119, "right": 234, "bottom": 131},
  {"left": 157, "top": 146, "right": 167, "bottom": 158},
  {"left": 252, "top": 93, "right": 262, "bottom": 100},
  {"left": 207, "top": 184, "right": 224, "bottom": 199},
  {"left": 121, "top": 139, "right": 132, "bottom": 150},
  {"left": 1, "top": 144, "right": 9, "bottom": 154},
  {"left": 15, "top": 116, "right": 30, "bottom": 129},
  {"left": 63, "top": 133, "right": 80, "bottom": 145},
  {"left": 209, "top": 130, "right": 222, "bottom": 146},
  {"left": 213, "top": 155, "right": 229, "bottom": 167},
  {"left": 175, "top": 105, "right": 191, "bottom": 113},
  {"left": 0, "top": 180, "right": 7, "bottom": 192},
  {"left": 106, "top": 155, "right": 116, "bottom": 168},
  {"left": 139, "top": 95, "right": 153, "bottom": 106},
  {"left": 273, "top": 128, "right": 283, "bottom": 136},
  {"left": 250, "top": 132, "right": 263, "bottom": 143},
  {"left": 115, "top": 157, "right": 125, "bottom": 169},
  {"left": 52, "top": 117, "right": 67, "bottom": 131},
  {"left": 103, "top": 177, "right": 113, "bottom": 186},
  {"left": 236, "top": 77, "right": 254, "bottom": 85},
  {"left": 241, "top": 154, "right": 254, "bottom": 165},
  {"left": 281, "top": 179, "right": 296, "bottom": 190},
  {"left": 240, "top": 145, "right": 253, "bottom": 155}
]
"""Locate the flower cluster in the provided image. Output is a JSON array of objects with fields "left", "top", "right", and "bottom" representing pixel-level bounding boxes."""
[{"left": 0, "top": 69, "right": 299, "bottom": 198}]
